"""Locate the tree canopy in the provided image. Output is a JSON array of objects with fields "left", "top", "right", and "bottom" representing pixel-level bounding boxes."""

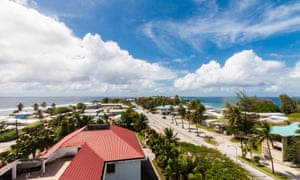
[{"left": 279, "top": 94, "right": 297, "bottom": 114}]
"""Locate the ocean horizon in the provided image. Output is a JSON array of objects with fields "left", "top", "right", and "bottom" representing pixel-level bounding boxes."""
[{"left": 0, "top": 96, "right": 283, "bottom": 110}]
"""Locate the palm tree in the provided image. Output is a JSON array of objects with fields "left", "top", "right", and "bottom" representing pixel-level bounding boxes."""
[
  {"left": 255, "top": 122, "right": 275, "bottom": 174},
  {"left": 163, "top": 128, "right": 179, "bottom": 145},
  {"left": 17, "top": 102, "right": 24, "bottom": 112},
  {"left": 41, "top": 101, "right": 47, "bottom": 108},
  {"left": 186, "top": 110, "right": 191, "bottom": 131},
  {"left": 33, "top": 103, "right": 39, "bottom": 111},
  {"left": 37, "top": 109, "right": 43, "bottom": 119},
  {"left": 191, "top": 105, "right": 205, "bottom": 136},
  {"left": 178, "top": 104, "right": 186, "bottom": 129},
  {"left": 102, "top": 113, "right": 109, "bottom": 124},
  {"left": 224, "top": 102, "right": 244, "bottom": 154},
  {"left": 224, "top": 102, "right": 255, "bottom": 156},
  {"left": 51, "top": 103, "right": 56, "bottom": 109},
  {"left": 224, "top": 102, "right": 242, "bottom": 129}
]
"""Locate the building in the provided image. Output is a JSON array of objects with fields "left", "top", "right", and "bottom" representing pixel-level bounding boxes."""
[
  {"left": 14, "top": 111, "right": 31, "bottom": 119},
  {"left": 155, "top": 105, "right": 179, "bottom": 115},
  {"left": 262, "top": 122, "right": 300, "bottom": 162},
  {"left": 0, "top": 124, "right": 145, "bottom": 180}
]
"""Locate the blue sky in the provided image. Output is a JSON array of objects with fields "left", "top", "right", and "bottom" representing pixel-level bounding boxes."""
[{"left": 1, "top": 0, "right": 300, "bottom": 97}]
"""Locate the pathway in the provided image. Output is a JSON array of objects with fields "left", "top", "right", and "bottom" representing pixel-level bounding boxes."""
[{"left": 145, "top": 112, "right": 300, "bottom": 180}]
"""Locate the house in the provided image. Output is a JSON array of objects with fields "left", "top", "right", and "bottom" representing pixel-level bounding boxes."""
[
  {"left": 155, "top": 105, "right": 179, "bottom": 115},
  {"left": 262, "top": 122, "right": 300, "bottom": 162},
  {"left": 0, "top": 124, "right": 145, "bottom": 180},
  {"left": 41, "top": 124, "right": 145, "bottom": 180}
]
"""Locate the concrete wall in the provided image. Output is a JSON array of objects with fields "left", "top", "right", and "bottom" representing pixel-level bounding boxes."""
[
  {"left": 262, "top": 139, "right": 284, "bottom": 162},
  {"left": 104, "top": 159, "right": 141, "bottom": 180},
  {"left": 47, "top": 146, "right": 78, "bottom": 163}
]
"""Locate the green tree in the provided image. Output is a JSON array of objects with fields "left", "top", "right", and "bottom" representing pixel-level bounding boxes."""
[
  {"left": 236, "top": 89, "right": 279, "bottom": 112},
  {"left": 76, "top": 102, "right": 86, "bottom": 112},
  {"left": 185, "top": 110, "right": 191, "bottom": 131},
  {"left": 279, "top": 94, "right": 297, "bottom": 114},
  {"left": 133, "top": 114, "right": 147, "bottom": 132},
  {"left": 37, "top": 109, "right": 43, "bottom": 119},
  {"left": 173, "top": 95, "right": 181, "bottom": 105},
  {"left": 102, "top": 97, "right": 109, "bottom": 103},
  {"left": 163, "top": 128, "right": 179, "bottom": 146},
  {"left": 255, "top": 122, "right": 275, "bottom": 174},
  {"left": 17, "top": 102, "right": 24, "bottom": 112},
  {"left": 41, "top": 101, "right": 47, "bottom": 108},
  {"left": 178, "top": 104, "right": 186, "bottom": 129},
  {"left": 224, "top": 102, "right": 255, "bottom": 156},
  {"left": 51, "top": 103, "right": 56, "bottom": 109},
  {"left": 102, "top": 113, "right": 109, "bottom": 123},
  {"left": 190, "top": 104, "right": 205, "bottom": 136},
  {"left": 33, "top": 103, "right": 39, "bottom": 111}
]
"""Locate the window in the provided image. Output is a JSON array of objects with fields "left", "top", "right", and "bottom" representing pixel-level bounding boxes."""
[{"left": 106, "top": 164, "right": 115, "bottom": 173}]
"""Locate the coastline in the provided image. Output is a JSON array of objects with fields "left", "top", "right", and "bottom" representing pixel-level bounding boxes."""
[{"left": 0, "top": 96, "right": 283, "bottom": 116}]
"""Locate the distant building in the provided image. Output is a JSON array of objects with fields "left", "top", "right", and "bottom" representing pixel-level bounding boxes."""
[
  {"left": 14, "top": 111, "right": 31, "bottom": 119},
  {"left": 155, "top": 105, "right": 179, "bottom": 115}
]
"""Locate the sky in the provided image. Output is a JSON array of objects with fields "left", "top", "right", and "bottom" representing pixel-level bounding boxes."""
[{"left": 1, "top": 0, "right": 300, "bottom": 97}]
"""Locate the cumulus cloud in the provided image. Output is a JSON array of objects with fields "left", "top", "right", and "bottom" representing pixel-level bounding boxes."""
[
  {"left": 174, "top": 50, "right": 298, "bottom": 95},
  {"left": 289, "top": 62, "right": 300, "bottom": 78},
  {"left": 0, "top": 0, "right": 175, "bottom": 96}
]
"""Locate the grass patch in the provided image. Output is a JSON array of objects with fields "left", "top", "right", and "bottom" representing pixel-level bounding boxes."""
[
  {"left": 287, "top": 112, "right": 300, "bottom": 122},
  {"left": 205, "top": 138, "right": 217, "bottom": 145},
  {"left": 240, "top": 157, "right": 289, "bottom": 180},
  {"left": 136, "top": 132, "right": 146, "bottom": 148},
  {"left": 230, "top": 137, "right": 240, "bottom": 143},
  {"left": 197, "top": 124, "right": 214, "bottom": 132},
  {"left": 152, "top": 159, "right": 165, "bottom": 180},
  {"left": 0, "top": 129, "right": 16, "bottom": 142},
  {"left": 25, "top": 121, "right": 44, "bottom": 129}
]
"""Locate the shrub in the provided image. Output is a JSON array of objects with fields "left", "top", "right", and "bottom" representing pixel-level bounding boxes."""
[{"left": 253, "top": 156, "right": 260, "bottom": 164}]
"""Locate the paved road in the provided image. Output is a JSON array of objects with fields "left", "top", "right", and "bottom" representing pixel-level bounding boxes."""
[
  {"left": 0, "top": 140, "right": 15, "bottom": 153},
  {"left": 145, "top": 112, "right": 299, "bottom": 180}
]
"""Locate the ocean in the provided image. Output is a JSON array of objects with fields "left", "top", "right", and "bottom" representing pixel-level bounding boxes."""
[
  {"left": 183, "top": 96, "right": 281, "bottom": 109},
  {"left": 0, "top": 96, "right": 102, "bottom": 116},
  {"left": 0, "top": 96, "right": 282, "bottom": 114}
]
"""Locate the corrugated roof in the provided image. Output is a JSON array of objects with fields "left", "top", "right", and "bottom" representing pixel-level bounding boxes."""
[
  {"left": 60, "top": 125, "right": 144, "bottom": 161},
  {"left": 43, "top": 125, "right": 144, "bottom": 179},
  {"left": 60, "top": 143, "right": 104, "bottom": 180},
  {"left": 271, "top": 122, "right": 300, "bottom": 137}
]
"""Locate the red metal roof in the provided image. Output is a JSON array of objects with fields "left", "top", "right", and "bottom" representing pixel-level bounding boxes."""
[
  {"left": 61, "top": 125, "right": 144, "bottom": 161},
  {"left": 59, "top": 143, "right": 104, "bottom": 180},
  {"left": 42, "top": 125, "right": 144, "bottom": 179}
]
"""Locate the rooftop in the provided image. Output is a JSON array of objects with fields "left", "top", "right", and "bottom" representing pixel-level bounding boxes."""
[
  {"left": 271, "top": 122, "right": 300, "bottom": 137},
  {"left": 42, "top": 124, "right": 145, "bottom": 179}
]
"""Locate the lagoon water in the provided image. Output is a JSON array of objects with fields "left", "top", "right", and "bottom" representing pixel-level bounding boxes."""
[
  {"left": 0, "top": 96, "right": 281, "bottom": 115},
  {"left": 184, "top": 96, "right": 281, "bottom": 109}
]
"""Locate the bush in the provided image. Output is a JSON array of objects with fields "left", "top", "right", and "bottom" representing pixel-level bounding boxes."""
[
  {"left": 0, "top": 129, "right": 17, "bottom": 142},
  {"left": 253, "top": 156, "right": 260, "bottom": 164},
  {"left": 55, "top": 106, "right": 72, "bottom": 114}
]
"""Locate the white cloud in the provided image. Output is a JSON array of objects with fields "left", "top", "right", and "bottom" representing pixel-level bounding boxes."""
[
  {"left": 0, "top": 0, "right": 176, "bottom": 96},
  {"left": 142, "top": 1, "right": 300, "bottom": 51},
  {"left": 289, "top": 62, "right": 300, "bottom": 78},
  {"left": 174, "top": 50, "right": 295, "bottom": 95},
  {"left": 11, "top": 0, "right": 36, "bottom": 7}
]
